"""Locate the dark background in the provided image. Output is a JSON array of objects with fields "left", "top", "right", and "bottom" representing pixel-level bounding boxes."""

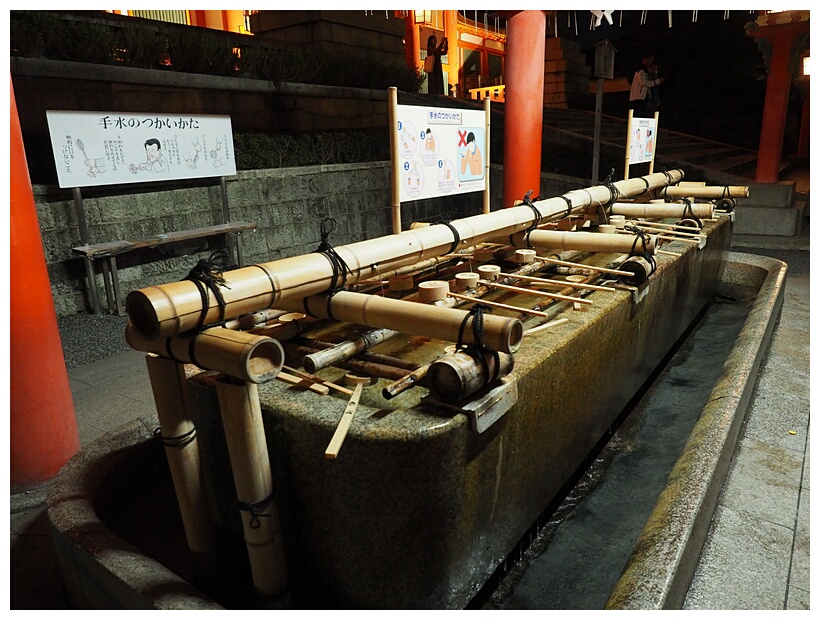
[{"left": 490, "top": 9, "right": 796, "bottom": 152}]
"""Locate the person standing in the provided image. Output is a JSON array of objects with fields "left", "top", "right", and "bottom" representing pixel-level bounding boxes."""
[
  {"left": 425, "top": 34, "right": 448, "bottom": 96},
  {"left": 629, "top": 55, "right": 663, "bottom": 118}
]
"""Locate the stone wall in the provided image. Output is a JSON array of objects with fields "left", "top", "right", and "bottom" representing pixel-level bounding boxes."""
[
  {"left": 11, "top": 57, "right": 392, "bottom": 185},
  {"left": 543, "top": 37, "right": 593, "bottom": 109},
  {"left": 249, "top": 10, "right": 407, "bottom": 67},
  {"left": 35, "top": 163, "right": 585, "bottom": 317}
]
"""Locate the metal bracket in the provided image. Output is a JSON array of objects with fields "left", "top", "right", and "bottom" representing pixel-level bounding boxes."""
[{"left": 424, "top": 374, "right": 518, "bottom": 433}]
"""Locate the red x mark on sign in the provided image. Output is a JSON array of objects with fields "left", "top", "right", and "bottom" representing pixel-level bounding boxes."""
[{"left": 457, "top": 130, "right": 467, "bottom": 147}]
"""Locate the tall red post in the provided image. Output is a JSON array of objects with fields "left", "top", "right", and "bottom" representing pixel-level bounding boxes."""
[
  {"left": 748, "top": 13, "right": 810, "bottom": 183},
  {"left": 501, "top": 10, "right": 546, "bottom": 208},
  {"left": 753, "top": 28, "right": 794, "bottom": 183},
  {"left": 404, "top": 13, "right": 420, "bottom": 73},
  {"left": 10, "top": 77, "right": 80, "bottom": 493}
]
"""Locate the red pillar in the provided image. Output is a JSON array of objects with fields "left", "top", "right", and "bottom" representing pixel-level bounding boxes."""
[
  {"left": 10, "top": 77, "right": 80, "bottom": 493},
  {"left": 753, "top": 26, "right": 797, "bottom": 182},
  {"left": 795, "top": 81, "right": 809, "bottom": 159},
  {"left": 444, "top": 10, "right": 459, "bottom": 96},
  {"left": 404, "top": 13, "right": 420, "bottom": 73},
  {"left": 501, "top": 10, "right": 546, "bottom": 208}
]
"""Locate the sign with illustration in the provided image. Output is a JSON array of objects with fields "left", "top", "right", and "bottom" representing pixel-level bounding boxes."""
[
  {"left": 627, "top": 117, "right": 657, "bottom": 165},
  {"left": 45, "top": 110, "right": 236, "bottom": 188},
  {"left": 394, "top": 104, "right": 487, "bottom": 203}
]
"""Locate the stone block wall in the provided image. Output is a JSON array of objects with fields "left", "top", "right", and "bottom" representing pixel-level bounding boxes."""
[
  {"left": 543, "top": 37, "right": 593, "bottom": 109},
  {"left": 249, "top": 10, "right": 407, "bottom": 67}
]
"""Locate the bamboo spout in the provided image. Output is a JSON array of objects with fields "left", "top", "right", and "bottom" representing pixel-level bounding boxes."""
[
  {"left": 660, "top": 185, "right": 749, "bottom": 199},
  {"left": 609, "top": 202, "right": 715, "bottom": 220},
  {"left": 125, "top": 322, "right": 284, "bottom": 384},
  {"left": 125, "top": 170, "right": 684, "bottom": 341},
  {"left": 278, "top": 290, "right": 524, "bottom": 355},
  {"left": 508, "top": 229, "right": 657, "bottom": 255}
]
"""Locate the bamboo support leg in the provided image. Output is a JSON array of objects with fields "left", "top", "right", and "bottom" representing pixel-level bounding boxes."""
[
  {"left": 145, "top": 355, "right": 218, "bottom": 583},
  {"left": 215, "top": 378, "right": 289, "bottom": 604}
]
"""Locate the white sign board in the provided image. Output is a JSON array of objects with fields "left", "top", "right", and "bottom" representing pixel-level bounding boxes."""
[
  {"left": 627, "top": 117, "right": 657, "bottom": 165},
  {"left": 45, "top": 110, "right": 236, "bottom": 188},
  {"left": 394, "top": 104, "right": 487, "bottom": 203}
]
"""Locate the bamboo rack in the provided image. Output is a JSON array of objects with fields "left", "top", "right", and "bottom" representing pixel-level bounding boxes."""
[{"left": 126, "top": 170, "right": 685, "bottom": 341}]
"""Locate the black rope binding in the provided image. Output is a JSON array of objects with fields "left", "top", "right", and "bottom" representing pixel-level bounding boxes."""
[
  {"left": 558, "top": 195, "right": 574, "bottom": 219},
  {"left": 520, "top": 190, "right": 543, "bottom": 248},
  {"left": 602, "top": 168, "right": 621, "bottom": 208},
  {"left": 312, "top": 217, "right": 352, "bottom": 320},
  {"left": 154, "top": 425, "right": 197, "bottom": 449},
  {"left": 681, "top": 197, "right": 703, "bottom": 229},
  {"left": 235, "top": 490, "right": 277, "bottom": 530},
  {"left": 431, "top": 212, "right": 461, "bottom": 255},
  {"left": 184, "top": 250, "right": 232, "bottom": 331},
  {"left": 624, "top": 224, "right": 657, "bottom": 274},
  {"left": 455, "top": 304, "right": 501, "bottom": 388}
]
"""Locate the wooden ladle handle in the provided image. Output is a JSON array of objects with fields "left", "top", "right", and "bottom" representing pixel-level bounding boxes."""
[{"left": 324, "top": 375, "right": 372, "bottom": 459}]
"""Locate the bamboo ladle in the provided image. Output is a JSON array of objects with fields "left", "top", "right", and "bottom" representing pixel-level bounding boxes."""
[{"left": 325, "top": 373, "right": 377, "bottom": 459}]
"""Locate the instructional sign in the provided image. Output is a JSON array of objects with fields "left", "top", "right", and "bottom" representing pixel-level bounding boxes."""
[
  {"left": 394, "top": 104, "right": 487, "bottom": 202},
  {"left": 45, "top": 110, "right": 236, "bottom": 188},
  {"left": 627, "top": 117, "right": 657, "bottom": 165}
]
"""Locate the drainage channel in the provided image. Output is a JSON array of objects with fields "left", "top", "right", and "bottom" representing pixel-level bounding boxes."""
[{"left": 468, "top": 281, "right": 757, "bottom": 610}]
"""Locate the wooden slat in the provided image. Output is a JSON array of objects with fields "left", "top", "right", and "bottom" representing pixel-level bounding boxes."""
[{"left": 72, "top": 221, "right": 257, "bottom": 258}]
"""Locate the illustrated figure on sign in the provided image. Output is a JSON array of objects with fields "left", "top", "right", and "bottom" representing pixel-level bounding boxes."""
[
  {"left": 460, "top": 131, "right": 482, "bottom": 176},
  {"left": 645, "top": 129, "right": 654, "bottom": 156},
  {"left": 424, "top": 128, "right": 437, "bottom": 152},
  {"left": 130, "top": 138, "right": 169, "bottom": 174},
  {"left": 211, "top": 137, "right": 228, "bottom": 168},
  {"left": 184, "top": 138, "right": 203, "bottom": 168},
  {"left": 77, "top": 138, "right": 106, "bottom": 178}
]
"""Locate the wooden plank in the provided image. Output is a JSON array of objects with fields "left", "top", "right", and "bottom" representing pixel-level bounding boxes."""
[{"left": 72, "top": 221, "right": 257, "bottom": 258}]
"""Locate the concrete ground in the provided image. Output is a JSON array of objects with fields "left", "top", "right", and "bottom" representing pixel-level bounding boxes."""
[{"left": 9, "top": 216, "right": 810, "bottom": 610}]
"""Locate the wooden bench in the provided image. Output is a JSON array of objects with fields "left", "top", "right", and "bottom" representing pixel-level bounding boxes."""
[{"left": 72, "top": 221, "right": 257, "bottom": 316}]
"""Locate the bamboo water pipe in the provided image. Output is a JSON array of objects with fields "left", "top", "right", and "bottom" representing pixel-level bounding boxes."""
[
  {"left": 215, "top": 378, "right": 289, "bottom": 602},
  {"left": 507, "top": 229, "right": 657, "bottom": 255},
  {"left": 281, "top": 341, "right": 415, "bottom": 381},
  {"left": 277, "top": 290, "right": 524, "bottom": 354},
  {"left": 658, "top": 185, "right": 748, "bottom": 200},
  {"left": 126, "top": 171, "right": 686, "bottom": 340},
  {"left": 125, "top": 323, "right": 284, "bottom": 384},
  {"left": 299, "top": 338, "right": 419, "bottom": 372},
  {"left": 427, "top": 349, "right": 514, "bottom": 404},
  {"left": 303, "top": 327, "right": 399, "bottom": 374},
  {"left": 145, "top": 355, "right": 218, "bottom": 583},
  {"left": 609, "top": 202, "right": 715, "bottom": 220},
  {"left": 301, "top": 250, "right": 584, "bottom": 374},
  {"left": 382, "top": 363, "right": 431, "bottom": 399}
]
